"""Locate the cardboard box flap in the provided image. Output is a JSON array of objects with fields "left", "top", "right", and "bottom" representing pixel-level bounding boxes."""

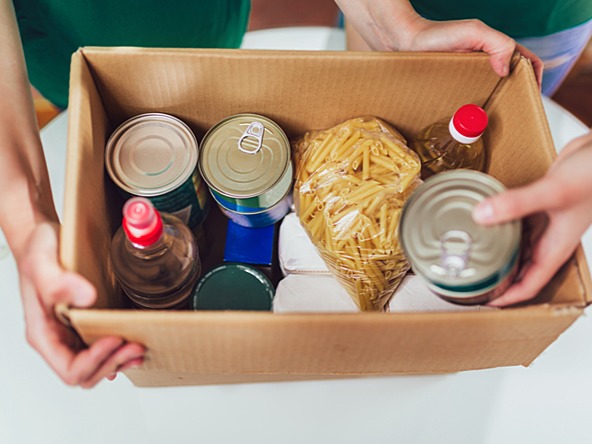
[
  {"left": 484, "top": 56, "right": 592, "bottom": 307},
  {"left": 62, "top": 51, "right": 116, "bottom": 309},
  {"left": 79, "top": 47, "right": 501, "bottom": 138},
  {"left": 484, "top": 56, "right": 555, "bottom": 187},
  {"left": 512, "top": 256, "right": 590, "bottom": 308},
  {"left": 69, "top": 306, "right": 580, "bottom": 383}
]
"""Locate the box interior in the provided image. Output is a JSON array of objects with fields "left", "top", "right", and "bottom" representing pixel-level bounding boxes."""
[
  {"left": 63, "top": 47, "right": 590, "bottom": 310},
  {"left": 60, "top": 48, "right": 591, "bottom": 385}
]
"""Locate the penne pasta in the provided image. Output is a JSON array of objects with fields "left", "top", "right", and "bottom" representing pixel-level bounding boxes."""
[
  {"left": 335, "top": 130, "right": 362, "bottom": 159},
  {"left": 293, "top": 116, "right": 421, "bottom": 311},
  {"left": 362, "top": 147, "right": 370, "bottom": 181}
]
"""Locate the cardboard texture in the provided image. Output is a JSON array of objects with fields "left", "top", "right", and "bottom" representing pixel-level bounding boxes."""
[{"left": 61, "top": 48, "right": 592, "bottom": 387}]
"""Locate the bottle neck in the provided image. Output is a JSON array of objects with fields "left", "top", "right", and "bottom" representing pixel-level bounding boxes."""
[
  {"left": 127, "top": 230, "right": 165, "bottom": 251},
  {"left": 122, "top": 208, "right": 164, "bottom": 247},
  {"left": 449, "top": 118, "right": 482, "bottom": 144}
]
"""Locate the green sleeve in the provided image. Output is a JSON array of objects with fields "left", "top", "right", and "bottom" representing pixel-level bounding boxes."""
[
  {"left": 14, "top": 0, "right": 251, "bottom": 108},
  {"left": 411, "top": 0, "right": 592, "bottom": 38}
]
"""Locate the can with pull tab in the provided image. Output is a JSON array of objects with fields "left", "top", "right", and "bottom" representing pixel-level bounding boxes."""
[
  {"left": 400, "top": 170, "right": 522, "bottom": 305},
  {"left": 199, "top": 113, "right": 293, "bottom": 227}
]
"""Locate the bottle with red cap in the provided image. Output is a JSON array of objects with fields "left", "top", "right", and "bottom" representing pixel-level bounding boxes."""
[
  {"left": 411, "top": 104, "right": 489, "bottom": 179},
  {"left": 110, "top": 197, "right": 201, "bottom": 309}
]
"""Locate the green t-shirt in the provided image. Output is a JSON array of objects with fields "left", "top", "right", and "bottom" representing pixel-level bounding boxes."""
[
  {"left": 411, "top": 0, "right": 592, "bottom": 38},
  {"left": 14, "top": 0, "right": 251, "bottom": 108}
]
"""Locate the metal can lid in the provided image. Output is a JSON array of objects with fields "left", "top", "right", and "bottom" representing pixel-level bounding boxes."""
[
  {"left": 199, "top": 113, "right": 291, "bottom": 199},
  {"left": 105, "top": 113, "right": 198, "bottom": 196},
  {"left": 191, "top": 263, "right": 274, "bottom": 311},
  {"left": 400, "top": 170, "right": 521, "bottom": 287}
]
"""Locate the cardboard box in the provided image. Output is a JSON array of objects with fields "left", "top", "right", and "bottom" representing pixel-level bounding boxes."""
[{"left": 60, "top": 47, "right": 592, "bottom": 387}]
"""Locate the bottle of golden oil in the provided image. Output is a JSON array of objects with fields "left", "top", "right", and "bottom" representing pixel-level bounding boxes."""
[
  {"left": 411, "top": 104, "right": 488, "bottom": 179},
  {"left": 111, "top": 197, "right": 201, "bottom": 309}
]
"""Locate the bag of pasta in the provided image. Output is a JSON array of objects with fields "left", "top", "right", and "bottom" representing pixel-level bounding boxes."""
[{"left": 293, "top": 116, "right": 422, "bottom": 311}]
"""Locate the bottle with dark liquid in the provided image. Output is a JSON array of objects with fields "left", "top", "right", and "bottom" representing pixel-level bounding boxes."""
[
  {"left": 111, "top": 197, "right": 201, "bottom": 309},
  {"left": 411, "top": 104, "right": 488, "bottom": 179}
]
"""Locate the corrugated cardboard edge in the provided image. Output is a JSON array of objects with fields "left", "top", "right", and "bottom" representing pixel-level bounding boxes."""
[
  {"left": 60, "top": 50, "right": 86, "bottom": 274},
  {"left": 80, "top": 45, "right": 495, "bottom": 61},
  {"left": 481, "top": 52, "right": 523, "bottom": 110},
  {"left": 60, "top": 49, "right": 113, "bottom": 306},
  {"left": 123, "top": 370, "right": 366, "bottom": 387}
]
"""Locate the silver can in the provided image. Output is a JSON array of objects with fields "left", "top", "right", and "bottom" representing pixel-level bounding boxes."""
[
  {"left": 199, "top": 113, "right": 293, "bottom": 227},
  {"left": 105, "top": 113, "right": 209, "bottom": 229},
  {"left": 400, "top": 170, "right": 522, "bottom": 305}
]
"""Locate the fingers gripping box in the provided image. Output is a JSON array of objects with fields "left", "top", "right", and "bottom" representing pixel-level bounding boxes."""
[{"left": 60, "top": 48, "right": 592, "bottom": 387}]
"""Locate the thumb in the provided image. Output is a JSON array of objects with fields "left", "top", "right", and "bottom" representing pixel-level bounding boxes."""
[
  {"left": 472, "top": 179, "right": 555, "bottom": 225},
  {"left": 48, "top": 271, "right": 97, "bottom": 308},
  {"left": 22, "top": 250, "right": 96, "bottom": 309},
  {"left": 19, "top": 223, "right": 97, "bottom": 309}
]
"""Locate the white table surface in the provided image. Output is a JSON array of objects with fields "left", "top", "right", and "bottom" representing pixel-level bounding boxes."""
[{"left": 1, "top": 27, "right": 591, "bottom": 444}]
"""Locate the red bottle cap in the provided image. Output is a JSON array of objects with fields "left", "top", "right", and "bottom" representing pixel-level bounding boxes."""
[
  {"left": 122, "top": 197, "right": 163, "bottom": 247},
  {"left": 452, "top": 104, "right": 488, "bottom": 138}
]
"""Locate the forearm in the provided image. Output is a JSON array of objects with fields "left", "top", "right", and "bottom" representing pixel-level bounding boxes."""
[
  {"left": 335, "top": 0, "right": 423, "bottom": 50},
  {"left": 0, "top": 0, "right": 58, "bottom": 262}
]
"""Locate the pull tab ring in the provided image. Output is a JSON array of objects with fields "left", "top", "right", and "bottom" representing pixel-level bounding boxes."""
[
  {"left": 438, "top": 230, "right": 472, "bottom": 278},
  {"left": 238, "top": 121, "right": 265, "bottom": 154}
]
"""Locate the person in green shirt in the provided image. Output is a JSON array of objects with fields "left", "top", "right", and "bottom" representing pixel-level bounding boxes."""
[
  {"left": 1, "top": 0, "right": 251, "bottom": 389},
  {"left": 411, "top": 0, "right": 592, "bottom": 39},
  {"left": 340, "top": 0, "right": 592, "bottom": 95},
  {"left": 412, "top": 0, "right": 592, "bottom": 96},
  {"left": 1, "top": 0, "right": 591, "bottom": 388},
  {"left": 14, "top": 0, "right": 251, "bottom": 108}
]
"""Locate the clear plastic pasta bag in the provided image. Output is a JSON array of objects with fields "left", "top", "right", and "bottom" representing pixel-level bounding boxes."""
[{"left": 293, "top": 117, "right": 422, "bottom": 311}]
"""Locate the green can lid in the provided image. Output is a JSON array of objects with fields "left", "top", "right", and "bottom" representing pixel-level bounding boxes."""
[
  {"left": 199, "top": 113, "right": 291, "bottom": 199},
  {"left": 191, "top": 263, "right": 274, "bottom": 311}
]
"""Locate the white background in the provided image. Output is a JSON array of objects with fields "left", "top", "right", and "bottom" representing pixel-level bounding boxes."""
[{"left": 1, "top": 28, "right": 591, "bottom": 444}]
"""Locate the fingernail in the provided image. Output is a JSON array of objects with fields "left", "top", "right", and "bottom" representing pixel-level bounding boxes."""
[
  {"left": 503, "top": 65, "right": 509, "bottom": 76},
  {"left": 473, "top": 202, "right": 495, "bottom": 223}
]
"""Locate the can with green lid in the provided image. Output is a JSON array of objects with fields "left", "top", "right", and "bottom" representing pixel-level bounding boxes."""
[
  {"left": 105, "top": 113, "right": 209, "bottom": 229},
  {"left": 199, "top": 113, "right": 293, "bottom": 227},
  {"left": 400, "top": 170, "right": 522, "bottom": 305},
  {"left": 191, "top": 263, "right": 274, "bottom": 311}
]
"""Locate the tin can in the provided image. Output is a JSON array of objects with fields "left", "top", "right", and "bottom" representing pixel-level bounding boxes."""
[
  {"left": 191, "top": 263, "right": 274, "bottom": 311},
  {"left": 199, "top": 113, "right": 293, "bottom": 227},
  {"left": 400, "top": 170, "right": 522, "bottom": 305},
  {"left": 105, "top": 113, "right": 209, "bottom": 229}
]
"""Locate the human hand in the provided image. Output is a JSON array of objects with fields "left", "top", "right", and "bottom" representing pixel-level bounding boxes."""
[
  {"left": 472, "top": 131, "right": 592, "bottom": 306},
  {"left": 399, "top": 21, "right": 543, "bottom": 87},
  {"left": 17, "top": 221, "right": 145, "bottom": 387},
  {"left": 337, "top": 0, "right": 543, "bottom": 86}
]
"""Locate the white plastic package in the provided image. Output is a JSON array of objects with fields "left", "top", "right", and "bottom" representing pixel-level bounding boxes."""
[
  {"left": 276, "top": 212, "right": 493, "bottom": 313},
  {"left": 278, "top": 212, "right": 329, "bottom": 276},
  {"left": 274, "top": 273, "right": 492, "bottom": 313}
]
